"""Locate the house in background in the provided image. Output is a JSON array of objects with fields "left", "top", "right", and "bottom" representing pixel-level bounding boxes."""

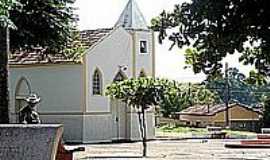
[
  {"left": 178, "top": 103, "right": 262, "bottom": 132},
  {"left": 8, "top": 0, "right": 155, "bottom": 143}
]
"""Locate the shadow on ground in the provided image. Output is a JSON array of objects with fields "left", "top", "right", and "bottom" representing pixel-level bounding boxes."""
[
  {"left": 80, "top": 155, "right": 167, "bottom": 159},
  {"left": 80, "top": 156, "right": 143, "bottom": 159}
]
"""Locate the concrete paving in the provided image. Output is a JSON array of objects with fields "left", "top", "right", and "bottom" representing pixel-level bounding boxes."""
[{"left": 70, "top": 139, "right": 270, "bottom": 160}]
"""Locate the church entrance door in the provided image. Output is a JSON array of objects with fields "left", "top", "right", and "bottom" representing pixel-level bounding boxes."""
[{"left": 112, "top": 99, "right": 127, "bottom": 141}]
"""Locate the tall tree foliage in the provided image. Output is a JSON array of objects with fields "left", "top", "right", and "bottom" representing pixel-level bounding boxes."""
[
  {"left": 0, "top": 0, "right": 77, "bottom": 123},
  {"left": 0, "top": 0, "right": 20, "bottom": 28},
  {"left": 205, "top": 67, "right": 267, "bottom": 106},
  {"left": 151, "top": 0, "right": 270, "bottom": 77},
  {"left": 0, "top": 0, "right": 21, "bottom": 123},
  {"left": 245, "top": 70, "right": 268, "bottom": 86},
  {"left": 160, "top": 81, "right": 219, "bottom": 117},
  {"left": 159, "top": 80, "right": 183, "bottom": 117},
  {"left": 9, "top": 0, "right": 77, "bottom": 52}
]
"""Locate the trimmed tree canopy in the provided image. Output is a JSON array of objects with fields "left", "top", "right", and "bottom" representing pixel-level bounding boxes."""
[
  {"left": 106, "top": 78, "right": 163, "bottom": 108},
  {"left": 159, "top": 81, "right": 219, "bottom": 117},
  {"left": 106, "top": 77, "right": 165, "bottom": 157}
]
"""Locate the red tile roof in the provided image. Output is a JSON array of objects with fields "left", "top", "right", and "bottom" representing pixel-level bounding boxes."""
[
  {"left": 9, "top": 28, "right": 112, "bottom": 65},
  {"left": 178, "top": 103, "right": 262, "bottom": 116},
  {"left": 80, "top": 28, "right": 112, "bottom": 48},
  {"left": 9, "top": 47, "right": 77, "bottom": 65}
]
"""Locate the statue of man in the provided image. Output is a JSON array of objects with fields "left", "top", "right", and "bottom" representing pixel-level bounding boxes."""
[{"left": 19, "top": 93, "right": 41, "bottom": 124}]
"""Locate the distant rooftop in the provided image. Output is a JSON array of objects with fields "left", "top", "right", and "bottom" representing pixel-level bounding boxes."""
[
  {"left": 178, "top": 103, "right": 263, "bottom": 116},
  {"left": 114, "top": 0, "right": 148, "bottom": 30}
]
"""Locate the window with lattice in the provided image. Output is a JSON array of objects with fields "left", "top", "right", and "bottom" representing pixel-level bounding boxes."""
[{"left": 92, "top": 69, "right": 102, "bottom": 95}]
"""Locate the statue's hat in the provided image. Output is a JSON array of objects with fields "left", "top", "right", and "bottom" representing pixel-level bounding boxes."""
[{"left": 25, "top": 93, "right": 41, "bottom": 104}]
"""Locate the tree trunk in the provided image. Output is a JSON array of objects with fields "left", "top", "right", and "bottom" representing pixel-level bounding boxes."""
[
  {"left": 137, "top": 106, "right": 148, "bottom": 157},
  {"left": 141, "top": 107, "right": 147, "bottom": 157},
  {"left": 0, "top": 27, "right": 10, "bottom": 123},
  {"left": 137, "top": 111, "right": 144, "bottom": 140},
  {"left": 137, "top": 110, "right": 144, "bottom": 154}
]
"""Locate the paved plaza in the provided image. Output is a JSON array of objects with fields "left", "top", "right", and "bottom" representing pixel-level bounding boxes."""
[{"left": 70, "top": 139, "right": 270, "bottom": 160}]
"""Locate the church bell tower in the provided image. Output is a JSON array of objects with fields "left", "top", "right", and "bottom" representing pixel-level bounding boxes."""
[{"left": 115, "top": 0, "right": 155, "bottom": 78}]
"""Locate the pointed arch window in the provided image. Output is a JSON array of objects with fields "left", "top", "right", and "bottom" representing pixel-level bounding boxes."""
[
  {"left": 92, "top": 69, "right": 102, "bottom": 95},
  {"left": 113, "top": 71, "right": 127, "bottom": 82}
]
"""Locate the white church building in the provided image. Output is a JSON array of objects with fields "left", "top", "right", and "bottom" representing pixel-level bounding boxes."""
[{"left": 8, "top": 0, "right": 156, "bottom": 143}]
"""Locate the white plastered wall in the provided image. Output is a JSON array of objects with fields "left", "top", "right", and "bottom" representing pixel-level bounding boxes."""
[
  {"left": 83, "top": 27, "right": 133, "bottom": 142},
  {"left": 85, "top": 27, "right": 133, "bottom": 112},
  {"left": 134, "top": 30, "right": 154, "bottom": 77},
  {"left": 83, "top": 28, "right": 155, "bottom": 142},
  {"left": 130, "top": 30, "right": 156, "bottom": 140},
  {"left": 128, "top": 112, "right": 155, "bottom": 141},
  {"left": 9, "top": 65, "right": 84, "bottom": 142}
]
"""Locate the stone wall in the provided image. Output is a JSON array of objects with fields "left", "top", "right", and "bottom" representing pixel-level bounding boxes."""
[{"left": 0, "top": 124, "right": 63, "bottom": 160}]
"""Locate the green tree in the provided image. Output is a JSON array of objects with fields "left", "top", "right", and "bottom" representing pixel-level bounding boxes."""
[
  {"left": 160, "top": 81, "right": 219, "bottom": 117},
  {"left": 152, "top": 0, "right": 270, "bottom": 77},
  {"left": 191, "top": 85, "right": 218, "bottom": 106},
  {"left": 205, "top": 68, "right": 262, "bottom": 106},
  {"left": 159, "top": 80, "right": 183, "bottom": 117},
  {"left": 9, "top": 0, "right": 77, "bottom": 52},
  {"left": 245, "top": 70, "right": 267, "bottom": 86},
  {"left": 63, "top": 30, "right": 87, "bottom": 61},
  {"left": 0, "top": 0, "right": 20, "bottom": 28},
  {"left": 106, "top": 78, "right": 164, "bottom": 157},
  {"left": 0, "top": 0, "right": 21, "bottom": 123},
  {"left": 0, "top": 0, "right": 77, "bottom": 123}
]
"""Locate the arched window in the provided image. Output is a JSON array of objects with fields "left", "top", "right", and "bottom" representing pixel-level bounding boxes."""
[{"left": 92, "top": 69, "right": 102, "bottom": 95}]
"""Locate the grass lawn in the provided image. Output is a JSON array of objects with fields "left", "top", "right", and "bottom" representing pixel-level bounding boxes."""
[{"left": 156, "top": 124, "right": 257, "bottom": 139}]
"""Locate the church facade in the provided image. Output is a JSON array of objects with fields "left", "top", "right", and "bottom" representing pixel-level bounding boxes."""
[{"left": 8, "top": 0, "right": 156, "bottom": 143}]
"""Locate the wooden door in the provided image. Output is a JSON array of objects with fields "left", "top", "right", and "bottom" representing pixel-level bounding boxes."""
[{"left": 111, "top": 99, "right": 127, "bottom": 140}]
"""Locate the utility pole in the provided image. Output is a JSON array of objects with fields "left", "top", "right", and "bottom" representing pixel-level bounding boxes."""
[{"left": 224, "top": 62, "right": 230, "bottom": 128}]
